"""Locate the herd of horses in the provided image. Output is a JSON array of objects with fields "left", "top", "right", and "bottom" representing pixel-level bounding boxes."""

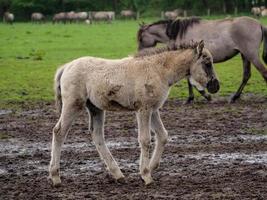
[
  {"left": 251, "top": 6, "right": 267, "bottom": 17},
  {"left": 48, "top": 15, "right": 267, "bottom": 186},
  {"left": 2, "top": 10, "right": 137, "bottom": 24}
]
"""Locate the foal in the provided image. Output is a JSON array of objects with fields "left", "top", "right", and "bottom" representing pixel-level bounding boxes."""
[{"left": 49, "top": 41, "right": 219, "bottom": 186}]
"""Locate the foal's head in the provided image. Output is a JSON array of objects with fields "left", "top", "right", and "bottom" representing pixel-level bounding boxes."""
[{"left": 188, "top": 41, "right": 220, "bottom": 94}]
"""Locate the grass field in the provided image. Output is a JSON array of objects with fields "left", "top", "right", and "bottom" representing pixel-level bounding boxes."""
[{"left": 0, "top": 17, "right": 267, "bottom": 109}]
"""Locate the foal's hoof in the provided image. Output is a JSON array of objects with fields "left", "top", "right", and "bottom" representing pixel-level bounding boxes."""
[
  {"left": 49, "top": 176, "right": 62, "bottom": 187},
  {"left": 116, "top": 176, "right": 126, "bottom": 184},
  {"left": 141, "top": 175, "right": 154, "bottom": 186}
]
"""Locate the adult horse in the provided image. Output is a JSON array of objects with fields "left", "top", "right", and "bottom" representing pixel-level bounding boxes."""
[
  {"left": 137, "top": 17, "right": 267, "bottom": 103},
  {"left": 3, "top": 12, "right": 14, "bottom": 24},
  {"left": 31, "top": 12, "right": 45, "bottom": 23},
  {"left": 121, "top": 10, "right": 136, "bottom": 20},
  {"left": 163, "top": 9, "right": 184, "bottom": 20},
  {"left": 52, "top": 12, "right": 66, "bottom": 24},
  {"left": 89, "top": 11, "right": 115, "bottom": 23},
  {"left": 49, "top": 41, "right": 219, "bottom": 187}
]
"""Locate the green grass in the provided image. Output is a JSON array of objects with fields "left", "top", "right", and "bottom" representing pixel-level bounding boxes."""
[{"left": 0, "top": 17, "right": 267, "bottom": 109}]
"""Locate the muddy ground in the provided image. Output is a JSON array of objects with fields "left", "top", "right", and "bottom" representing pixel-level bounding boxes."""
[{"left": 0, "top": 97, "right": 267, "bottom": 199}]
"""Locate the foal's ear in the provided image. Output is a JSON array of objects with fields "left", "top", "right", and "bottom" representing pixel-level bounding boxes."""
[{"left": 195, "top": 40, "right": 205, "bottom": 57}]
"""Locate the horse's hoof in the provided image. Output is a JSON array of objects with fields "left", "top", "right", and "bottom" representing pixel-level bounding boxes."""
[
  {"left": 144, "top": 177, "right": 154, "bottom": 186},
  {"left": 49, "top": 176, "right": 62, "bottom": 187},
  {"left": 141, "top": 175, "right": 154, "bottom": 185},
  {"left": 205, "top": 95, "right": 212, "bottom": 101},
  {"left": 116, "top": 176, "right": 126, "bottom": 184},
  {"left": 229, "top": 94, "right": 240, "bottom": 103},
  {"left": 184, "top": 99, "right": 194, "bottom": 105}
]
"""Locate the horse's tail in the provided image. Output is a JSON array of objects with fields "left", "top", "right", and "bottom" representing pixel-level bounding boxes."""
[
  {"left": 262, "top": 26, "right": 267, "bottom": 64},
  {"left": 54, "top": 66, "right": 64, "bottom": 113}
]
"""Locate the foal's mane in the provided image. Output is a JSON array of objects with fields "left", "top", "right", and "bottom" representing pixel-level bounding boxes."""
[{"left": 134, "top": 41, "right": 199, "bottom": 58}]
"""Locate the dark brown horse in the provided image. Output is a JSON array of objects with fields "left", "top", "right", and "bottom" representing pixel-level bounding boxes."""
[{"left": 137, "top": 17, "right": 267, "bottom": 103}]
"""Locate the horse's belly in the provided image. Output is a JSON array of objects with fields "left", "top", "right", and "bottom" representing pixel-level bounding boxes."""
[{"left": 182, "top": 30, "right": 238, "bottom": 62}]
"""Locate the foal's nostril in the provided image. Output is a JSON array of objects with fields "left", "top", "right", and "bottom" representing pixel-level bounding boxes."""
[{"left": 207, "top": 79, "right": 220, "bottom": 94}]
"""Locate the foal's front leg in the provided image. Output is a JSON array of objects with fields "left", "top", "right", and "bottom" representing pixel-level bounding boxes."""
[{"left": 136, "top": 109, "right": 153, "bottom": 185}]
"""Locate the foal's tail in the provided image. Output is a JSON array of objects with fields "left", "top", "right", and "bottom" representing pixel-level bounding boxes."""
[
  {"left": 262, "top": 26, "right": 267, "bottom": 64},
  {"left": 54, "top": 66, "right": 64, "bottom": 113}
]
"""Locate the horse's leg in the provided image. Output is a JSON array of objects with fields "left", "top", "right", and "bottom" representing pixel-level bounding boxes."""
[
  {"left": 230, "top": 54, "right": 251, "bottom": 103},
  {"left": 49, "top": 100, "right": 81, "bottom": 187},
  {"left": 87, "top": 102, "right": 124, "bottom": 181},
  {"left": 149, "top": 110, "right": 168, "bottom": 172},
  {"left": 185, "top": 79, "right": 195, "bottom": 104},
  {"left": 198, "top": 90, "right": 212, "bottom": 101},
  {"left": 136, "top": 109, "right": 153, "bottom": 185},
  {"left": 251, "top": 56, "right": 267, "bottom": 83}
]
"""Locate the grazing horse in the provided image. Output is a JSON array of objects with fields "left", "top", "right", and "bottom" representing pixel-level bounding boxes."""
[
  {"left": 3, "top": 12, "right": 14, "bottom": 24},
  {"left": 137, "top": 17, "right": 267, "bottom": 103},
  {"left": 52, "top": 12, "right": 66, "bottom": 24},
  {"left": 120, "top": 10, "right": 136, "bottom": 19},
  {"left": 261, "top": 9, "right": 267, "bottom": 17},
  {"left": 31, "top": 12, "right": 45, "bottom": 23},
  {"left": 76, "top": 12, "right": 88, "bottom": 22},
  {"left": 89, "top": 11, "right": 115, "bottom": 23},
  {"left": 251, "top": 7, "right": 261, "bottom": 18},
  {"left": 163, "top": 9, "right": 184, "bottom": 20},
  {"left": 49, "top": 41, "right": 219, "bottom": 186}
]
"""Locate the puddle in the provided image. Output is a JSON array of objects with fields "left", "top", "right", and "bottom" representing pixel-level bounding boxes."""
[
  {"left": 0, "top": 138, "right": 137, "bottom": 158},
  {"left": 169, "top": 152, "right": 267, "bottom": 165},
  {"left": 0, "top": 139, "right": 49, "bottom": 157},
  {"left": 0, "top": 110, "right": 12, "bottom": 115},
  {"left": 168, "top": 134, "right": 267, "bottom": 145},
  {"left": 0, "top": 168, "right": 7, "bottom": 175}
]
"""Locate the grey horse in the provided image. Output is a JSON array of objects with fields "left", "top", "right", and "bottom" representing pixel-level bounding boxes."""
[
  {"left": 137, "top": 17, "right": 267, "bottom": 103},
  {"left": 3, "top": 12, "right": 14, "bottom": 24}
]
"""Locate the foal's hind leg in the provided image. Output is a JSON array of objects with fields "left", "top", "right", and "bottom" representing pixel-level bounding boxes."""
[
  {"left": 149, "top": 110, "right": 168, "bottom": 172},
  {"left": 230, "top": 54, "right": 251, "bottom": 103},
  {"left": 136, "top": 109, "right": 153, "bottom": 185},
  {"left": 49, "top": 101, "right": 81, "bottom": 186},
  {"left": 87, "top": 101, "right": 124, "bottom": 181}
]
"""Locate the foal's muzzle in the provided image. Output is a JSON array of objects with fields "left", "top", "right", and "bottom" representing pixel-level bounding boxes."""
[{"left": 207, "top": 78, "right": 220, "bottom": 94}]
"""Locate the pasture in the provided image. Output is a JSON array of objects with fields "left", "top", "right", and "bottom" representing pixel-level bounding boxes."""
[
  {"left": 1, "top": 18, "right": 267, "bottom": 108},
  {"left": 0, "top": 18, "right": 267, "bottom": 199}
]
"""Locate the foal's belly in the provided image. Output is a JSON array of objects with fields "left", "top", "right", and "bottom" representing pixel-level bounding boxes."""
[{"left": 89, "top": 83, "right": 167, "bottom": 112}]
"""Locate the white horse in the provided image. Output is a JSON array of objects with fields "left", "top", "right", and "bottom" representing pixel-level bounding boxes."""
[
  {"left": 31, "top": 12, "right": 45, "bottom": 23},
  {"left": 3, "top": 12, "right": 14, "bottom": 24},
  {"left": 49, "top": 41, "right": 219, "bottom": 186}
]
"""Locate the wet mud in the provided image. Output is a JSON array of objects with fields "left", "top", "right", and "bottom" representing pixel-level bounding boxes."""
[{"left": 0, "top": 98, "right": 267, "bottom": 199}]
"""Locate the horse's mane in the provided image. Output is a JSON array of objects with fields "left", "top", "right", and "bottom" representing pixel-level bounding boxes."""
[
  {"left": 137, "top": 20, "right": 172, "bottom": 42},
  {"left": 134, "top": 41, "right": 199, "bottom": 58},
  {"left": 137, "top": 17, "right": 201, "bottom": 42},
  {"left": 166, "top": 17, "right": 201, "bottom": 39}
]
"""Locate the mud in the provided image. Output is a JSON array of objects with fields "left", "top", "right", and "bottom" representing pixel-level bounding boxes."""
[{"left": 0, "top": 98, "right": 267, "bottom": 199}]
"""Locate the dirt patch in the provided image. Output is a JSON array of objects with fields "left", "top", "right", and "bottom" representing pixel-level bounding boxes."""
[{"left": 0, "top": 99, "right": 267, "bottom": 199}]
